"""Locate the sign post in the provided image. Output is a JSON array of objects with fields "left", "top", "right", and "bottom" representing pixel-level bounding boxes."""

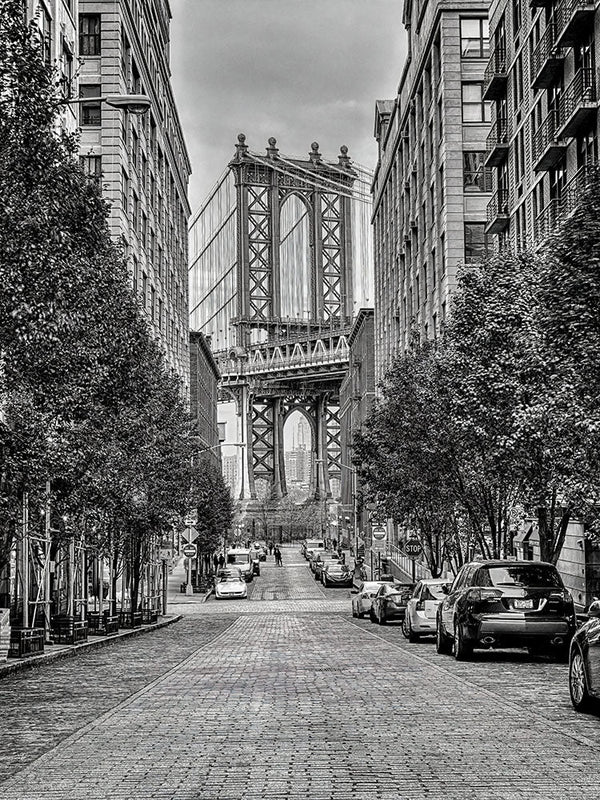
[
  {"left": 404, "top": 538, "right": 423, "bottom": 582},
  {"left": 182, "top": 542, "right": 197, "bottom": 595}
]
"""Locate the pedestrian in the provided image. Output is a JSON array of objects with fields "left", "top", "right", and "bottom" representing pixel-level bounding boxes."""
[
  {"left": 218, "top": 553, "right": 225, "bottom": 569},
  {"left": 332, "top": 538, "right": 337, "bottom": 550},
  {"left": 212, "top": 554, "right": 218, "bottom": 571},
  {"left": 274, "top": 546, "right": 282, "bottom": 566},
  {"left": 268, "top": 541, "right": 274, "bottom": 555}
]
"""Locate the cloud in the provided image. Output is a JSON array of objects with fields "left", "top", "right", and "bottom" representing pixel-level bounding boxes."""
[{"left": 170, "top": 0, "right": 406, "bottom": 210}]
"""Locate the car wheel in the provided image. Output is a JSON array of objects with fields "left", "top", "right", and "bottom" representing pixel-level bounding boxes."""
[
  {"left": 351, "top": 605, "right": 357, "bottom": 618},
  {"left": 378, "top": 608, "right": 387, "bottom": 625},
  {"left": 453, "top": 620, "right": 473, "bottom": 661},
  {"left": 402, "top": 615, "right": 419, "bottom": 643},
  {"left": 570, "top": 647, "right": 594, "bottom": 712},
  {"left": 369, "top": 607, "right": 377, "bottom": 623},
  {"left": 436, "top": 615, "right": 452, "bottom": 655}
]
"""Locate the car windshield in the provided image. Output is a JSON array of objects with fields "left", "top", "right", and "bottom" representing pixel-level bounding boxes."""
[
  {"left": 486, "top": 565, "right": 563, "bottom": 588},
  {"left": 219, "top": 576, "right": 240, "bottom": 583},
  {"left": 328, "top": 565, "right": 347, "bottom": 573},
  {"left": 227, "top": 553, "right": 249, "bottom": 565}
]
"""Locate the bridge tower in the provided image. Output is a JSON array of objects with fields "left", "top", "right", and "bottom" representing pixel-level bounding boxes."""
[{"left": 193, "top": 135, "right": 367, "bottom": 506}]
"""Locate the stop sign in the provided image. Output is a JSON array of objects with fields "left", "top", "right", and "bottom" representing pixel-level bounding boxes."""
[{"left": 404, "top": 539, "right": 422, "bottom": 558}]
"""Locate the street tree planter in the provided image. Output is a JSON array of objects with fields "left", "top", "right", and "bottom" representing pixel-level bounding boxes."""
[{"left": 8, "top": 627, "right": 44, "bottom": 658}]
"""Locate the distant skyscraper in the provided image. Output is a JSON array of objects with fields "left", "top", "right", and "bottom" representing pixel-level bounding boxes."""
[{"left": 222, "top": 454, "right": 238, "bottom": 493}]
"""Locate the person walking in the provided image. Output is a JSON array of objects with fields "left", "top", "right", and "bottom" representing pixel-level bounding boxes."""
[
  {"left": 217, "top": 553, "right": 225, "bottom": 569},
  {"left": 268, "top": 541, "right": 274, "bottom": 556},
  {"left": 274, "top": 546, "right": 282, "bottom": 566}
]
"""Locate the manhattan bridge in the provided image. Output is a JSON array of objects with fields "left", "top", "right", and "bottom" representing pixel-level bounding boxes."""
[{"left": 189, "top": 134, "right": 373, "bottom": 510}]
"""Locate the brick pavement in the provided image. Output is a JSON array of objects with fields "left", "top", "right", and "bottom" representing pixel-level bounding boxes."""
[{"left": 0, "top": 544, "right": 598, "bottom": 799}]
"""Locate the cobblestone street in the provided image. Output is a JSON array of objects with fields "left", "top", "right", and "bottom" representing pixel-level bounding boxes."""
[{"left": 0, "top": 545, "right": 598, "bottom": 799}]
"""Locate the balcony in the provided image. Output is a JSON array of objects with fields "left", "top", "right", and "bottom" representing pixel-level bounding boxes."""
[
  {"left": 485, "top": 189, "right": 510, "bottom": 234},
  {"left": 530, "top": 22, "right": 565, "bottom": 90},
  {"left": 534, "top": 163, "right": 597, "bottom": 241},
  {"left": 555, "top": 0, "right": 595, "bottom": 48},
  {"left": 483, "top": 47, "right": 508, "bottom": 101},
  {"left": 556, "top": 68, "right": 597, "bottom": 139},
  {"left": 534, "top": 197, "right": 562, "bottom": 240},
  {"left": 532, "top": 109, "right": 567, "bottom": 171},
  {"left": 485, "top": 116, "right": 510, "bottom": 167}
]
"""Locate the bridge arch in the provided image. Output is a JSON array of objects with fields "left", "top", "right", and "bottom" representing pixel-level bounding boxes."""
[{"left": 279, "top": 192, "right": 313, "bottom": 321}]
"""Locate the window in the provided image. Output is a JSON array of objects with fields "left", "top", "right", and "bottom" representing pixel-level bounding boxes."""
[
  {"left": 133, "top": 191, "right": 139, "bottom": 233},
  {"left": 79, "top": 85, "right": 101, "bottom": 126},
  {"left": 460, "top": 18, "right": 489, "bottom": 59},
  {"left": 462, "top": 83, "right": 491, "bottom": 122},
  {"left": 131, "top": 129, "right": 138, "bottom": 168},
  {"left": 142, "top": 271, "right": 148, "bottom": 306},
  {"left": 150, "top": 286, "right": 156, "bottom": 320},
  {"left": 464, "top": 222, "right": 490, "bottom": 263},
  {"left": 80, "top": 155, "right": 102, "bottom": 185},
  {"left": 121, "top": 169, "right": 129, "bottom": 214},
  {"left": 41, "top": 9, "right": 52, "bottom": 67},
  {"left": 463, "top": 152, "right": 492, "bottom": 192},
  {"left": 512, "top": 0, "right": 522, "bottom": 38},
  {"left": 132, "top": 256, "right": 138, "bottom": 294},
  {"left": 79, "top": 14, "right": 101, "bottom": 56}
]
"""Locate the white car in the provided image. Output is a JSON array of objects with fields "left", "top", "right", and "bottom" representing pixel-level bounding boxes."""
[
  {"left": 402, "top": 579, "right": 447, "bottom": 641},
  {"left": 214, "top": 572, "right": 248, "bottom": 600},
  {"left": 351, "top": 580, "right": 393, "bottom": 618}
]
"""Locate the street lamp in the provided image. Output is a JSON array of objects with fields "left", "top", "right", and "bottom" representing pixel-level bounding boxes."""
[{"left": 62, "top": 93, "right": 152, "bottom": 116}]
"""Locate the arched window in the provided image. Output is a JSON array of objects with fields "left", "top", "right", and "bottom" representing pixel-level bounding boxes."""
[{"left": 279, "top": 194, "right": 311, "bottom": 319}]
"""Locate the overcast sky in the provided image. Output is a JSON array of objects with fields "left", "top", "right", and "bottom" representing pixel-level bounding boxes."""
[{"left": 170, "top": 0, "right": 407, "bottom": 212}]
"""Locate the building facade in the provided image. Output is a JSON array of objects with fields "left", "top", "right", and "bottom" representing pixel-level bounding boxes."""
[
  {"left": 78, "top": 0, "right": 192, "bottom": 388},
  {"left": 222, "top": 454, "right": 238, "bottom": 492},
  {"left": 338, "top": 308, "right": 375, "bottom": 548},
  {"left": 189, "top": 332, "right": 221, "bottom": 469},
  {"left": 27, "top": 0, "right": 79, "bottom": 133},
  {"left": 372, "top": 0, "right": 491, "bottom": 380},
  {"left": 484, "top": 0, "right": 600, "bottom": 248}
]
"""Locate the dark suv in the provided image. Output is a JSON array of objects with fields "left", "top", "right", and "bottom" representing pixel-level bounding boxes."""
[{"left": 436, "top": 560, "right": 576, "bottom": 661}]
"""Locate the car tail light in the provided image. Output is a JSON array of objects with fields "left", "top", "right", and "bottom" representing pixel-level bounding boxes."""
[{"left": 467, "top": 588, "right": 502, "bottom": 603}]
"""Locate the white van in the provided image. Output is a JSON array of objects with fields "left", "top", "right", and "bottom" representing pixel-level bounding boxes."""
[
  {"left": 226, "top": 548, "right": 254, "bottom": 582},
  {"left": 303, "top": 539, "right": 325, "bottom": 560}
]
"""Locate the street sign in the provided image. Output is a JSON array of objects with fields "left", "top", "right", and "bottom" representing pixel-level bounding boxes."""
[
  {"left": 371, "top": 525, "right": 387, "bottom": 541},
  {"left": 371, "top": 538, "right": 387, "bottom": 554},
  {"left": 183, "top": 511, "right": 198, "bottom": 527},
  {"left": 181, "top": 526, "right": 198, "bottom": 544},
  {"left": 404, "top": 538, "right": 423, "bottom": 558},
  {"left": 182, "top": 543, "right": 197, "bottom": 559}
]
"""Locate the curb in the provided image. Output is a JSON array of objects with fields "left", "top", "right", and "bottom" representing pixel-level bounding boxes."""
[{"left": 0, "top": 614, "right": 183, "bottom": 680}]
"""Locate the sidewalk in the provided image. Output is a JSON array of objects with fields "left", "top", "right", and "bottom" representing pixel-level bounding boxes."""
[{"left": 0, "top": 612, "right": 183, "bottom": 679}]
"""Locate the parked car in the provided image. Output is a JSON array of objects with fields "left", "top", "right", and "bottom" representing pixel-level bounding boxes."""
[
  {"left": 370, "top": 582, "right": 414, "bottom": 625},
  {"left": 436, "top": 560, "right": 576, "bottom": 661},
  {"left": 252, "top": 542, "right": 267, "bottom": 562},
  {"left": 226, "top": 548, "right": 254, "bottom": 582},
  {"left": 311, "top": 551, "right": 339, "bottom": 577},
  {"left": 569, "top": 598, "right": 600, "bottom": 712},
  {"left": 402, "top": 579, "right": 447, "bottom": 641},
  {"left": 214, "top": 572, "right": 248, "bottom": 600},
  {"left": 322, "top": 561, "right": 353, "bottom": 588},
  {"left": 303, "top": 538, "right": 325, "bottom": 560},
  {"left": 351, "top": 580, "right": 394, "bottom": 619}
]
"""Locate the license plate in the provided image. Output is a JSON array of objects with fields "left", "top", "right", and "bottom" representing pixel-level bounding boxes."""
[{"left": 513, "top": 598, "right": 534, "bottom": 609}]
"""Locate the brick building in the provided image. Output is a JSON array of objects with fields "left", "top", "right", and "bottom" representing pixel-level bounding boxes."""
[
  {"left": 189, "top": 332, "right": 221, "bottom": 469},
  {"left": 372, "top": 0, "right": 491, "bottom": 380},
  {"left": 78, "top": 0, "right": 192, "bottom": 389},
  {"left": 339, "top": 309, "right": 375, "bottom": 547}
]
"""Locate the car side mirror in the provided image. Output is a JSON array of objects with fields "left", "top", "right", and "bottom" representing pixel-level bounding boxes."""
[
  {"left": 440, "top": 583, "right": 450, "bottom": 594},
  {"left": 587, "top": 599, "right": 600, "bottom": 618}
]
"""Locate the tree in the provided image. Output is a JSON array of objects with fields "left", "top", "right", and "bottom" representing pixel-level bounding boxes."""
[{"left": 0, "top": 3, "right": 199, "bottom": 618}]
